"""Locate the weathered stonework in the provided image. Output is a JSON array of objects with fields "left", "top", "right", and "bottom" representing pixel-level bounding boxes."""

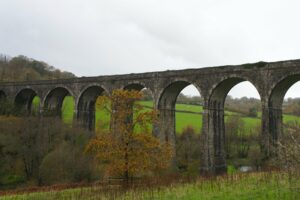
[{"left": 1, "top": 59, "right": 300, "bottom": 174}]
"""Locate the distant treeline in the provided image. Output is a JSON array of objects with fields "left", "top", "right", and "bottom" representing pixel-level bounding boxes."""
[
  {"left": 144, "top": 89, "right": 300, "bottom": 117},
  {"left": 225, "top": 96, "right": 260, "bottom": 117},
  {"left": 0, "top": 54, "right": 75, "bottom": 82},
  {"left": 283, "top": 98, "right": 300, "bottom": 116}
]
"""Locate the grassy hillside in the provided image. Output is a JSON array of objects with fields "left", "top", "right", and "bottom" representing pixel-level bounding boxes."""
[
  {"left": 139, "top": 101, "right": 263, "bottom": 133},
  {"left": 1, "top": 172, "right": 299, "bottom": 200},
  {"left": 33, "top": 97, "right": 300, "bottom": 134}
]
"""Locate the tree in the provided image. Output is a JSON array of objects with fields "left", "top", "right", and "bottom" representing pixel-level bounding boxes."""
[
  {"left": 225, "top": 115, "right": 250, "bottom": 159},
  {"left": 85, "top": 90, "right": 172, "bottom": 183},
  {"left": 248, "top": 107, "right": 258, "bottom": 118},
  {"left": 275, "top": 121, "right": 300, "bottom": 176},
  {"left": 39, "top": 141, "right": 93, "bottom": 185},
  {"left": 0, "top": 116, "right": 94, "bottom": 187},
  {"left": 0, "top": 55, "right": 75, "bottom": 82},
  {"left": 283, "top": 101, "right": 300, "bottom": 116},
  {"left": 176, "top": 126, "right": 201, "bottom": 173}
]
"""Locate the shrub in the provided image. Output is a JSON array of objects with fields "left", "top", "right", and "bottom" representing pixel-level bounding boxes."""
[{"left": 39, "top": 142, "right": 93, "bottom": 185}]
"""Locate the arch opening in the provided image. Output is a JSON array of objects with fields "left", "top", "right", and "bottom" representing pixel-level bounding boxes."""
[
  {"left": 77, "top": 86, "right": 107, "bottom": 131},
  {"left": 14, "top": 88, "right": 39, "bottom": 115},
  {"left": 270, "top": 75, "right": 300, "bottom": 109},
  {"left": 272, "top": 75, "right": 300, "bottom": 138},
  {"left": 0, "top": 91, "right": 7, "bottom": 115},
  {"left": 123, "top": 83, "right": 154, "bottom": 133},
  {"left": 158, "top": 81, "right": 202, "bottom": 138},
  {"left": 208, "top": 78, "right": 261, "bottom": 174},
  {"left": 269, "top": 75, "right": 300, "bottom": 141},
  {"left": 224, "top": 81, "right": 262, "bottom": 171},
  {"left": 123, "top": 83, "right": 153, "bottom": 101},
  {"left": 31, "top": 96, "right": 41, "bottom": 115},
  {"left": 158, "top": 81, "right": 202, "bottom": 172},
  {"left": 175, "top": 85, "right": 203, "bottom": 134},
  {"left": 44, "top": 87, "right": 74, "bottom": 121}
]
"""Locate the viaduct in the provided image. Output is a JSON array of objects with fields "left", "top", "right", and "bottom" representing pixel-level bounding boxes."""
[{"left": 0, "top": 59, "right": 299, "bottom": 174}]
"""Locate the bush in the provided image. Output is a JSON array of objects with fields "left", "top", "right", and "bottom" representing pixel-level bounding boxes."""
[
  {"left": 39, "top": 142, "right": 93, "bottom": 185},
  {"left": 0, "top": 117, "right": 97, "bottom": 187},
  {"left": 176, "top": 126, "right": 201, "bottom": 174},
  {"left": 248, "top": 107, "right": 258, "bottom": 118},
  {"left": 0, "top": 174, "right": 25, "bottom": 188},
  {"left": 275, "top": 122, "right": 300, "bottom": 176}
]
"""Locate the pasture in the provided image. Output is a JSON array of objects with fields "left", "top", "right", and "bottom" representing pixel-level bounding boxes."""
[
  {"left": 0, "top": 172, "right": 299, "bottom": 200},
  {"left": 37, "top": 96, "right": 300, "bottom": 134}
]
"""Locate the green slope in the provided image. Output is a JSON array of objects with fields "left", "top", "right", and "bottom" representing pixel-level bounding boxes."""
[{"left": 1, "top": 173, "right": 298, "bottom": 200}]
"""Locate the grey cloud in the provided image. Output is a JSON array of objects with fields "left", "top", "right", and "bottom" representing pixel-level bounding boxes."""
[{"left": 0, "top": 0, "right": 300, "bottom": 98}]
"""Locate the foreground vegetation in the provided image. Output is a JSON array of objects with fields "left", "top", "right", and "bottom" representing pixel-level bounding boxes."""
[
  {"left": 2, "top": 96, "right": 300, "bottom": 190},
  {"left": 1, "top": 172, "right": 299, "bottom": 200}
]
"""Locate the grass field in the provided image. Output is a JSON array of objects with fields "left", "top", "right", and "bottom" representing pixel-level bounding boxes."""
[
  {"left": 32, "top": 96, "right": 300, "bottom": 134},
  {"left": 0, "top": 172, "right": 299, "bottom": 200}
]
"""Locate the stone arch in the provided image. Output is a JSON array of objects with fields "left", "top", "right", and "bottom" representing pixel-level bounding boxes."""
[
  {"left": 123, "top": 82, "right": 154, "bottom": 101},
  {"left": 157, "top": 78, "right": 202, "bottom": 105},
  {"left": 206, "top": 76, "right": 261, "bottom": 174},
  {"left": 269, "top": 74, "right": 300, "bottom": 109},
  {"left": 156, "top": 80, "right": 202, "bottom": 145},
  {"left": 43, "top": 87, "right": 73, "bottom": 116},
  {"left": 122, "top": 82, "right": 152, "bottom": 128},
  {"left": 14, "top": 88, "right": 38, "bottom": 115},
  {"left": 208, "top": 75, "right": 262, "bottom": 104},
  {"left": 267, "top": 74, "right": 300, "bottom": 141},
  {"left": 77, "top": 85, "right": 108, "bottom": 130}
]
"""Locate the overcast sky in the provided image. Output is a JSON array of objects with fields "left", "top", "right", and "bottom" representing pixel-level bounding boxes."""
[{"left": 1, "top": 0, "right": 300, "bottom": 98}]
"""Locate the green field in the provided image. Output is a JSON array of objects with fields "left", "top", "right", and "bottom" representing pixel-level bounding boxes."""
[
  {"left": 1, "top": 172, "right": 299, "bottom": 200},
  {"left": 33, "top": 97, "right": 300, "bottom": 134},
  {"left": 137, "top": 101, "right": 300, "bottom": 134}
]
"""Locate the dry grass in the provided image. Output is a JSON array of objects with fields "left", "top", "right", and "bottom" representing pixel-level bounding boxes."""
[{"left": 1, "top": 172, "right": 299, "bottom": 200}]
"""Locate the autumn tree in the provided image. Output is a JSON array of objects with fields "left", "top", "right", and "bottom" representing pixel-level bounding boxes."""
[{"left": 85, "top": 89, "right": 172, "bottom": 183}]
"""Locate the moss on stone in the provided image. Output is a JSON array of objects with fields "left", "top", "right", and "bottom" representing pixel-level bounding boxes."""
[{"left": 241, "top": 61, "right": 267, "bottom": 69}]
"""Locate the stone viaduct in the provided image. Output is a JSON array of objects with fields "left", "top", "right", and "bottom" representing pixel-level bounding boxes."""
[{"left": 0, "top": 59, "right": 299, "bottom": 174}]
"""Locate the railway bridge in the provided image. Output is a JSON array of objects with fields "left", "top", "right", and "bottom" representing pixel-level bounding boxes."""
[{"left": 1, "top": 59, "right": 299, "bottom": 174}]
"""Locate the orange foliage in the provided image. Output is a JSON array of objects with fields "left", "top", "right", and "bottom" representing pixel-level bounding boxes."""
[{"left": 85, "top": 89, "right": 172, "bottom": 180}]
